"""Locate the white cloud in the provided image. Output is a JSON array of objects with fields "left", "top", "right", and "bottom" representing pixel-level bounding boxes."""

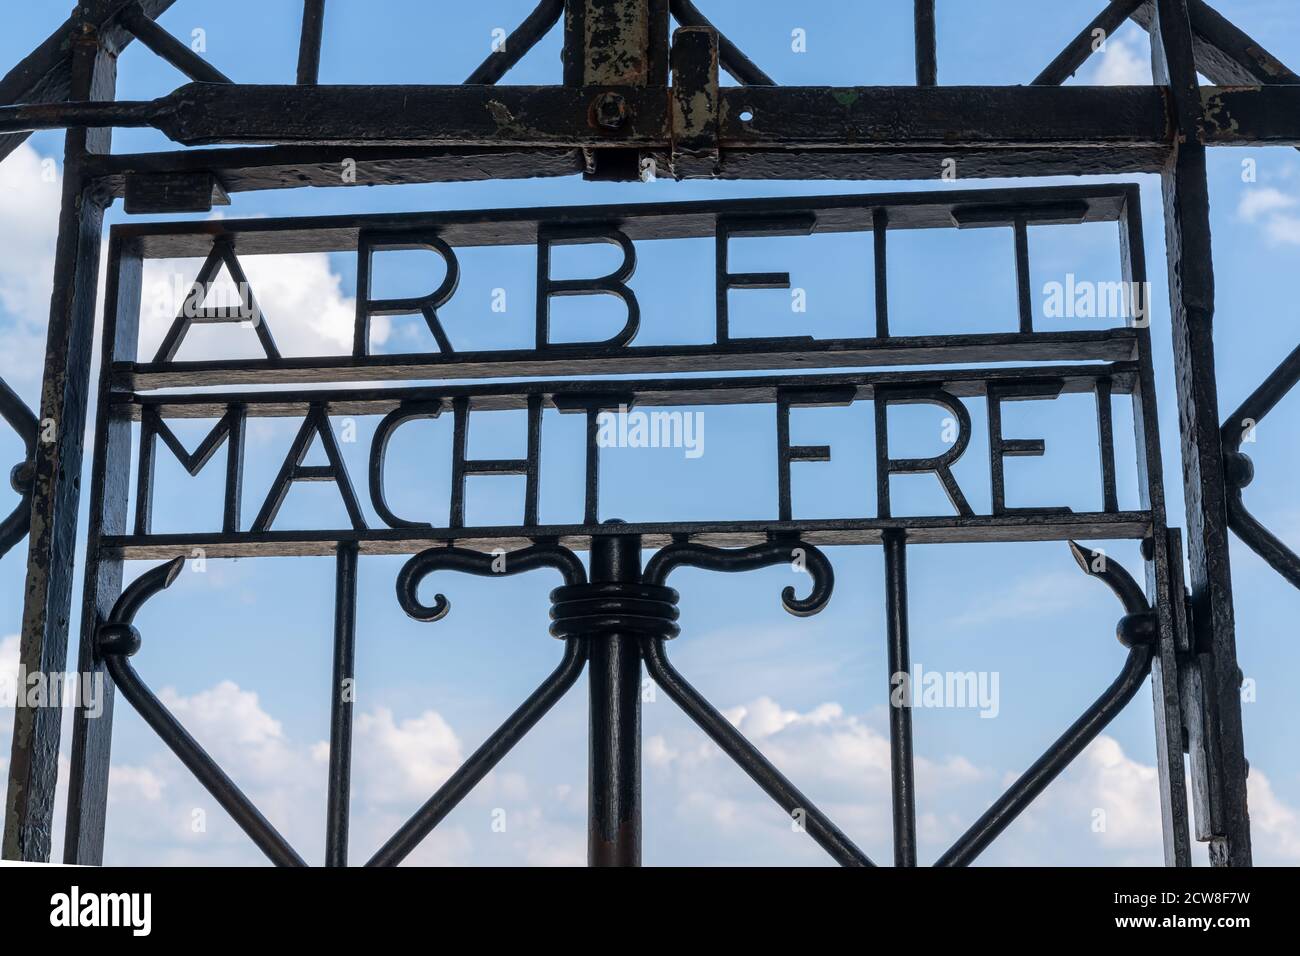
[
  {"left": 1088, "top": 37, "right": 1150, "bottom": 86},
  {"left": 0, "top": 144, "right": 63, "bottom": 394},
  {"left": 1249, "top": 769, "right": 1300, "bottom": 863},
  {"left": 139, "top": 250, "right": 386, "bottom": 361},
  {"left": 1238, "top": 186, "right": 1299, "bottom": 223},
  {"left": 1264, "top": 214, "right": 1300, "bottom": 245},
  {"left": 347, "top": 706, "right": 464, "bottom": 803}
]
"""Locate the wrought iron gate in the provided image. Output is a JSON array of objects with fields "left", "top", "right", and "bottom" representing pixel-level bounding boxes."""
[
  {"left": 3, "top": 0, "right": 1298, "bottom": 867},
  {"left": 61, "top": 184, "right": 1185, "bottom": 866}
]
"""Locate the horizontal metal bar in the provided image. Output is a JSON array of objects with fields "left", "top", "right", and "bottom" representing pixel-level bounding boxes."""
[
  {"left": 86, "top": 144, "right": 1170, "bottom": 194},
  {"left": 15, "top": 84, "right": 1299, "bottom": 149},
  {"left": 104, "top": 513, "right": 1154, "bottom": 561},
  {"left": 109, "top": 183, "right": 1133, "bottom": 256},
  {"left": 119, "top": 334, "right": 1140, "bottom": 391},
  {"left": 113, "top": 363, "right": 1142, "bottom": 416}
]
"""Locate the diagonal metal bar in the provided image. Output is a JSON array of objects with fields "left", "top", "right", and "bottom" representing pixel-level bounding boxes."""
[
  {"left": 1221, "top": 342, "right": 1300, "bottom": 588},
  {"left": 934, "top": 543, "right": 1157, "bottom": 866},
  {"left": 465, "top": 0, "right": 565, "bottom": 85},
  {"left": 640, "top": 539, "right": 871, "bottom": 865},
  {"left": 99, "top": 558, "right": 307, "bottom": 867},
  {"left": 0, "top": 0, "right": 177, "bottom": 162},
  {"left": 366, "top": 542, "right": 589, "bottom": 865},
  {"left": 1033, "top": 0, "right": 1148, "bottom": 85},
  {"left": 119, "top": 3, "right": 233, "bottom": 84},
  {"left": 642, "top": 636, "right": 873, "bottom": 866},
  {"left": 1132, "top": 0, "right": 1300, "bottom": 85},
  {"left": 367, "top": 638, "right": 587, "bottom": 866},
  {"left": 669, "top": 0, "right": 774, "bottom": 85}
]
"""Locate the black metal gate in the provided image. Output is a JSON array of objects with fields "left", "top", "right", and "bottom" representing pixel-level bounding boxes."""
[
  {"left": 3, "top": 0, "right": 1299, "bottom": 867},
  {"left": 67, "top": 185, "right": 1188, "bottom": 865}
]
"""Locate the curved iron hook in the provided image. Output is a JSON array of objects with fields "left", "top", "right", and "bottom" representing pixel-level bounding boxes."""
[
  {"left": 0, "top": 377, "right": 39, "bottom": 559},
  {"left": 1218, "top": 342, "right": 1300, "bottom": 588},
  {"left": 642, "top": 539, "right": 833, "bottom": 617},
  {"left": 397, "top": 542, "right": 586, "bottom": 622},
  {"left": 97, "top": 557, "right": 306, "bottom": 866},
  {"left": 936, "top": 544, "right": 1156, "bottom": 866},
  {"left": 1068, "top": 540, "right": 1155, "bottom": 647}
]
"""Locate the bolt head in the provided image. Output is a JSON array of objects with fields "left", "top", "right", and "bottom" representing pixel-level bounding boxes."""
[{"left": 592, "top": 93, "right": 629, "bottom": 130}]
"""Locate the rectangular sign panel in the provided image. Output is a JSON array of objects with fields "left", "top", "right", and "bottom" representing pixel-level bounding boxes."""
[{"left": 94, "top": 184, "right": 1166, "bottom": 558}]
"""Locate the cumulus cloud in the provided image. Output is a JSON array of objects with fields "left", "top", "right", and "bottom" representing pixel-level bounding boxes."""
[
  {"left": 1237, "top": 185, "right": 1300, "bottom": 246},
  {"left": 139, "top": 249, "right": 385, "bottom": 361},
  {"left": 0, "top": 143, "right": 63, "bottom": 394},
  {"left": 1087, "top": 36, "right": 1150, "bottom": 86},
  {"left": 99, "top": 677, "right": 579, "bottom": 866}
]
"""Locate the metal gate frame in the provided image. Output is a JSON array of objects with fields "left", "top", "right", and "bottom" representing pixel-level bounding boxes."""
[{"left": 2, "top": 0, "right": 1298, "bottom": 866}]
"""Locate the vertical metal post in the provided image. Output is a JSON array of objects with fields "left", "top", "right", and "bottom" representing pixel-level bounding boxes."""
[
  {"left": 4, "top": 11, "right": 115, "bottom": 862},
  {"left": 62, "top": 236, "right": 140, "bottom": 865},
  {"left": 325, "top": 541, "right": 358, "bottom": 866},
  {"left": 563, "top": 0, "right": 669, "bottom": 181},
  {"left": 883, "top": 529, "right": 917, "bottom": 867},
  {"left": 587, "top": 530, "right": 642, "bottom": 866},
  {"left": 1151, "top": 0, "right": 1251, "bottom": 866},
  {"left": 1120, "top": 188, "right": 1193, "bottom": 866},
  {"left": 914, "top": 0, "right": 938, "bottom": 86}
]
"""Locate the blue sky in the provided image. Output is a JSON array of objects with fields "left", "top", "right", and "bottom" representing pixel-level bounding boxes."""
[{"left": 1, "top": 1, "right": 1299, "bottom": 866}]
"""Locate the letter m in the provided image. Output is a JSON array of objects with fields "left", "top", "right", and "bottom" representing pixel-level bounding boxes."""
[{"left": 136, "top": 405, "right": 246, "bottom": 534}]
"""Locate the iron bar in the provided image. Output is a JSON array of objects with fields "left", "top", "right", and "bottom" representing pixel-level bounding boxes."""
[
  {"left": 118, "top": 3, "right": 232, "bottom": 84},
  {"left": 1151, "top": 0, "right": 1251, "bottom": 866},
  {"left": 325, "top": 541, "right": 357, "bottom": 866},
  {"left": 1033, "top": 0, "right": 1148, "bottom": 85},
  {"left": 3, "top": 21, "right": 115, "bottom": 863},
  {"left": 914, "top": 0, "right": 937, "bottom": 86},
  {"left": 0, "top": 378, "right": 37, "bottom": 557},
  {"left": 465, "top": 0, "right": 564, "bottom": 85},
  {"left": 587, "top": 531, "right": 643, "bottom": 866},
  {"left": 936, "top": 642, "right": 1153, "bottom": 865},
  {"left": 1131, "top": 0, "right": 1300, "bottom": 86},
  {"left": 642, "top": 637, "right": 872, "bottom": 866},
  {"left": 668, "top": 0, "right": 774, "bottom": 86},
  {"left": 367, "top": 640, "right": 587, "bottom": 866},
  {"left": 98, "top": 558, "right": 307, "bottom": 867},
  {"left": 296, "top": 0, "right": 327, "bottom": 85},
  {"left": 1120, "top": 189, "right": 1193, "bottom": 866},
  {"left": 883, "top": 530, "right": 917, "bottom": 866},
  {"left": 936, "top": 542, "right": 1157, "bottom": 866},
  {"left": 61, "top": 234, "right": 141, "bottom": 865}
]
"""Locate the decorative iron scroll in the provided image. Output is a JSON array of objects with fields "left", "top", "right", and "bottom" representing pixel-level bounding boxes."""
[{"left": 80, "top": 183, "right": 1193, "bottom": 866}]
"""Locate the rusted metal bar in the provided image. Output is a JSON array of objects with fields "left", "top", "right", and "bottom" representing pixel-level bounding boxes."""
[
  {"left": 1151, "top": 0, "right": 1251, "bottom": 867},
  {"left": 3, "top": 13, "right": 116, "bottom": 863}
]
